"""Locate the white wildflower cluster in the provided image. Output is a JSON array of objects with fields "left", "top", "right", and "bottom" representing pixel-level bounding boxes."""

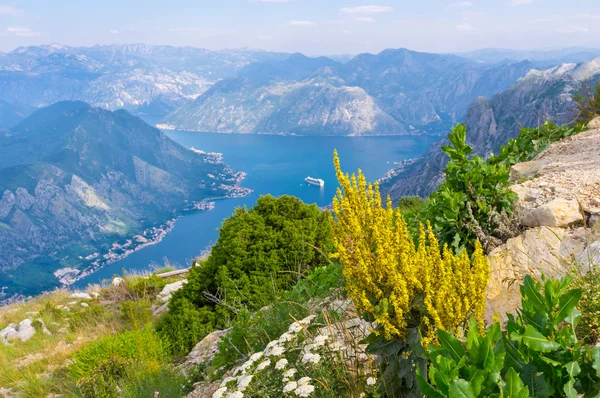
[{"left": 214, "top": 315, "right": 318, "bottom": 397}]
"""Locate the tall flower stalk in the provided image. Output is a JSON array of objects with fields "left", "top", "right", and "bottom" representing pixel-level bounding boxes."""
[{"left": 330, "top": 150, "right": 489, "bottom": 345}]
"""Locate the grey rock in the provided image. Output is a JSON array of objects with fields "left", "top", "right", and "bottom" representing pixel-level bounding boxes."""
[
  {"left": 587, "top": 116, "right": 600, "bottom": 129},
  {"left": 111, "top": 277, "right": 124, "bottom": 286},
  {"left": 158, "top": 280, "right": 187, "bottom": 303},
  {"left": 523, "top": 199, "right": 583, "bottom": 227},
  {"left": 0, "top": 318, "right": 49, "bottom": 345},
  {"left": 69, "top": 292, "right": 92, "bottom": 300}
]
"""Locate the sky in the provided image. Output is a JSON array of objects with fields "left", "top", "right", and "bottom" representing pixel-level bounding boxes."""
[{"left": 0, "top": 0, "right": 599, "bottom": 55}]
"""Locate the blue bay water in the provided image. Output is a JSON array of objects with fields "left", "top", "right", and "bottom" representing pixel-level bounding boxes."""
[{"left": 76, "top": 132, "right": 437, "bottom": 287}]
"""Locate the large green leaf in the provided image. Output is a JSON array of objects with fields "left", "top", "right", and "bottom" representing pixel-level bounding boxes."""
[
  {"left": 522, "top": 275, "right": 547, "bottom": 314},
  {"left": 504, "top": 367, "right": 530, "bottom": 398},
  {"left": 449, "top": 379, "right": 476, "bottom": 398},
  {"left": 521, "top": 325, "right": 560, "bottom": 352},
  {"left": 439, "top": 329, "right": 466, "bottom": 362},
  {"left": 416, "top": 372, "right": 445, "bottom": 398},
  {"left": 554, "top": 289, "right": 582, "bottom": 325},
  {"left": 592, "top": 346, "right": 600, "bottom": 377},
  {"left": 565, "top": 307, "right": 581, "bottom": 330}
]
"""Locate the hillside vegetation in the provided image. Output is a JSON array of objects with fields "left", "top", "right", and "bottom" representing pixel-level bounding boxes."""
[{"left": 2, "top": 98, "right": 600, "bottom": 397}]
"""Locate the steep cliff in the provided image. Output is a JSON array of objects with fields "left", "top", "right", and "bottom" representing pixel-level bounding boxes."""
[{"left": 381, "top": 58, "right": 600, "bottom": 199}]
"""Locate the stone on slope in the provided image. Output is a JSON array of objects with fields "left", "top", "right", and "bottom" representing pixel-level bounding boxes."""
[
  {"left": 111, "top": 277, "right": 124, "bottom": 286},
  {"left": 0, "top": 318, "right": 50, "bottom": 345},
  {"left": 522, "top": 198, "right": 583, "bottom": 227},
  {"left": 588, "top": 116, "right": 600, "bottom": 129},
  {"left": 158, "top": 280, "right": 187, "bottom": 303},
  {"left": 69, "top": 292, "right": 92, "bottom": 300}
]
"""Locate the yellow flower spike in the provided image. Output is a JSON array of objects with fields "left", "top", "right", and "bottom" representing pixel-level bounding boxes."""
[{"left": 330, "top": 152, "right": 490, "bottom": 344}]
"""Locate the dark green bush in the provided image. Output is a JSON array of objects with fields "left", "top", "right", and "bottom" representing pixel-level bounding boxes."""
[
  {"left": 158, "top": 194, "right": 332, "bottom": 355},
  {"left": 156, "top": 298, "right": 217, "bottom": 357}
]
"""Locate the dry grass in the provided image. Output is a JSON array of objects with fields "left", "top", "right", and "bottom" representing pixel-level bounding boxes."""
[{"left": 0, "top": 270, "right": 187, "bottom": 397}]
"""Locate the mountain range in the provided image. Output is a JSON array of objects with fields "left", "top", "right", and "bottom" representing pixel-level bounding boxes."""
[
  {"left": 0, "top": 101, "right": 246, "bottom": 299},
  {"left": 0, "top": 44, "right": 289, "bottom": 124},
  {"left": 3, "top": 44, "right": 598, "bottom": 137},
  {"left": 380, "top": 57, "right": 600, "bottom": 199},
  {"left": 163, "top": 50, "right": 536, "bottom": 136}
]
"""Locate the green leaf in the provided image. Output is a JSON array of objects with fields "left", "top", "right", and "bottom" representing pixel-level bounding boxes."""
[
  {"left": 554, "top": 289, "right": 582, "bottom": 325},
  {"left": 449, "top": 379, "right": 476, "bottom": 398},
  {"left": 522, "top": 275, "right": 547, "bottom": 314},
  {"left": 521, "top": 325, "right": 560, "bottom": 352},
  {"left": 592, "top": 346, "right": 600, "bottom": 377},
  {"left": 416, "top": 372, "right": 445, "bottom": 398},
  {"left": 565, "top": 307, "right": 581, "bottom": 330},
  {"left": 504, "top": 367, "right": 529, "bottom": 398},
  {"left": 438, "top": 329, "right": 466, "bottom": 362}
]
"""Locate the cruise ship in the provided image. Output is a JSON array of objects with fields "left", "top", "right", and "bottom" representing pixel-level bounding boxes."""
[{"left": 305, "top": 176, "right": 325, "bottom": 187}]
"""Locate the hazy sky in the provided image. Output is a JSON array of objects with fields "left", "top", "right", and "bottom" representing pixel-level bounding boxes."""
[{"left": 1, "top": 0, "right": 599, "bottom": 54}]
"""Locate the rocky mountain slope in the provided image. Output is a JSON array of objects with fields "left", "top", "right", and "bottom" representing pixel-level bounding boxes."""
[
  {"left": 381, "top": 57, "right": 600, "bottom": 199},
  {"left": 164, "top": 49, "right": 536, "bottom": 136},
  {"left": 0, "top": 101, "right": 247, "bottom": 300},
  {"left": 0, "top": 44, "right": 289, "bottom": 124},
  {"left": 487, "top": 119, "right": 600, "bottom": 321}
]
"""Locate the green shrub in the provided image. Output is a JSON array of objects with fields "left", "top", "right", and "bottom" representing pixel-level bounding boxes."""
[
  {"left": 159, "top": 195, "right": 332, "bottom": 355},
  {"left": 426, "top": 122, "right": 585, "bottom": 253},
  {"left": 425, "top": 124, "right": 517, "bottom": 252},
  {"left": 418, "top": 275, "right": 600, "bottom": 397},
  {"left": 489, "top": 122, "right": 586, "bottom": 167},
  {"left": 128, "top": 274, "right": 167, "bottom": 299},
  {"left": 156, "top": 298, "right": 217, "bottom": 358},
  {"left": 119, "top": 299, "right": 152, "bottom": 328},
  {"left": 68, "top": 327, "right": 182, "bottom": 397}
]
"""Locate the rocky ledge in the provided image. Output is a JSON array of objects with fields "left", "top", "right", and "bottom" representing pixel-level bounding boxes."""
[{"left": 487, "top": 119, "right": 600, "bottom": 321}]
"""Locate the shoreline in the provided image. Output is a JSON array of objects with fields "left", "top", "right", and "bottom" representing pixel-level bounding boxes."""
[{"left": 159, "top": 125, "right": 445, "bottom": 138}]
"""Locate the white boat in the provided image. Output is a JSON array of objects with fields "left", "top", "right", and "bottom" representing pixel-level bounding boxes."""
[{"left": 305, "top": 176, "right": 325, "bottom": 187}]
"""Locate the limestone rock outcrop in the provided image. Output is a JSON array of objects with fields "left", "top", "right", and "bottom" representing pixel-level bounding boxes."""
[{"left": 487, "top": 125, "right": 600, "bottom": 322}]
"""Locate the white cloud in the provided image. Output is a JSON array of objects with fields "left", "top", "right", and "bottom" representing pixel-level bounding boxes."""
[
  {"left": 0, "top": 4, "right": 23, "bottom": 16},
  {"left": 556, "top": 25, "right": 589, "bottom": 34},
  {"left": 456, "top": 24, "right": 475, "bottom": 31},
  {"left": 287, "top": 20, "right": 317, "bottom": 27},
  {"left": 339, "top": 5, "right": 394, "bottom": 15},
  {"left": 6, "top": 26, "right": 37, "bottom": 37},
  {"left": 447, "top": 1, "right": 473, "bottom": 8},
  {"left": 109, "top": 29, "right": 120, "bottom": 35},
  {"left": 356, "top": 17, "right": 375, "bottom": 23}
]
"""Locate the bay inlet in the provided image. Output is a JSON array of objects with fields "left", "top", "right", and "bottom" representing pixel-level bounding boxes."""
[{"left": 76, "top": 132, "right": 438, "bottom": 287}]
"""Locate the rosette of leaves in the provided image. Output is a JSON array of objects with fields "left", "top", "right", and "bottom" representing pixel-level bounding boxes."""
[
  {"left": 417, "top": 275, "right": 600, "bottom": 397},
  {"left": 505, "top": 275, "right": 600, "bottom": 397}
]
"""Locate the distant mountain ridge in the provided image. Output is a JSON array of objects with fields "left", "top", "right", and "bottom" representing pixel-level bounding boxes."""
[
  {"left": 0, "top": 101, "right": 246, "bottom": 299},
  {"left": 380, "top": 57, "right": 600, "bottom": 199},
  {"left": 0, "top": 44, "right": 291, "bottom": 126},
  {"left": 163, "top": 48, "right": 537, "bottom": 136}
]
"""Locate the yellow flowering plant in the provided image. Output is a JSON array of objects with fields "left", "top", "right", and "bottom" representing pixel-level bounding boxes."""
[{"left": 330, "top": 150, "right": 490, "bottom": 395}]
